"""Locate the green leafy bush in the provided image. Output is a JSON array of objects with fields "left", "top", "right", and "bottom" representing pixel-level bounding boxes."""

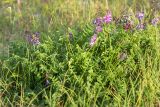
[{"left": 1, "top": 21, "right": 160, "bottom": 106}]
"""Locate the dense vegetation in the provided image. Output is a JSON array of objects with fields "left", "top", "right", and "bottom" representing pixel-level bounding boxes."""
[{"left": 0, "top": 0, "right": 160, "bottom": 106}]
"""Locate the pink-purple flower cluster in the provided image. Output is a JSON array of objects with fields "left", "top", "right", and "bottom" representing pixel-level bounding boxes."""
[
  {"left": 135, "top": 12, "right": 146, "bottom": 30},
  {"left": 93, "top": 17, "right": 103, "bottom": 33},
  {"left": 123, "top": 23, "right": 132, "bottom": 31},
  {"left": 93, "top": 10, "right": 112, "bottom": 33},
  {"left": 136, "top": 23, "right": 145, "bottom": 30},
  {"left": 90, "top": 10, "right": 113, "bottom": 47},
  {"left": 136, "top": 12, "right": 144, "bottom": 21},
  {"left": 151, "top": 17, "right": 159, "bottom": 26},
  {"left": 90, "top": 34, "right": 97, "bottom": 47},
  {"left": 121, "top": 15, "right": 133, "bottom": 31},
  {"left": 93, "top": 17, "right": 103, "bottom": 26},
  {"left": 96, "top": 26, "right": 103, "bottom": 33},
  {"left": 103, "top": 11, "right": 112, "bottom": 24},
  {"left": 93, "top": 10, "right": 112, "bottom": 25},
  {"left": 26, "top": 32, "right": 40, "bottom": 45}
]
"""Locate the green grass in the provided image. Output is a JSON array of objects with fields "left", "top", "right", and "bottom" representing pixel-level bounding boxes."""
[{"left": 0, "top": 0, "right": 160, "bottom": 106}]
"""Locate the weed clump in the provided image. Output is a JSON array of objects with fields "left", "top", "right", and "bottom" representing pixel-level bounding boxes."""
[{"left": 1, "top": 5, "right": 160, "bottom": 107}]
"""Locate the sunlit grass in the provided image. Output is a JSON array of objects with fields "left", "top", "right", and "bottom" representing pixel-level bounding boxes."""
[{"left": 0, "top": 0, "right": 160, "bottom": 106}]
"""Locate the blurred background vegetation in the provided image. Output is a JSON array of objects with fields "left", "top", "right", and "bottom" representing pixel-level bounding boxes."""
[{"left": 0, "top": 0, "right": 160, "bottom": 59}]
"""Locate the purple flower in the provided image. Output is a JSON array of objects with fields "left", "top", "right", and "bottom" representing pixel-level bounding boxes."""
[
  {"left": 35, "top": 32, "right": 40, "bottom": 36},
  {"left": 32, "top": 37, "right": 40, "bottom": 45},
  {"left": 93, "top": 17, "right": 103, "bottom": 26},
  {"left": 90, "top": 34, "right": 97, "bottom": 47},
  {"left": 151, "top": 18, "right": 159, "bottom": 26},
  {"left": 103, "top": 11, "right": 112, "bottom": 24},
  {"left": 136, "top": 12, "right": 144, "bottom": 21},
  {"left": 27, "top": 32, "right": 40, "bottom": 45},
  {"left": 136, "top": 23, "right": 145, "bottom": 30},
  {"left": 96, "top": 26, "right": 103, "bottom": 33},
  {"left": 123, "top": 23, "right": 132, "bottom": 31}
]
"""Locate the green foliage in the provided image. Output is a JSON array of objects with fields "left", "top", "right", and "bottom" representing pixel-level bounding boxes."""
[
  {"left": 1, "top": 0, "right": 160, "bottom": 106},
  {"left": 1, "top": 22, "right": 160, "bottom": 106}
]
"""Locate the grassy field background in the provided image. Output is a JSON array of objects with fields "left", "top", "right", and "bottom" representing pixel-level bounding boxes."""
[
  {"left": 0, "top": 0, "right": 159, "bottom": 59},
  {"left": 0, "top": 0, "right": 160, "bottom": 106}
]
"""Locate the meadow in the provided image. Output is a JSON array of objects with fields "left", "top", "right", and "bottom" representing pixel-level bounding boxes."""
[{"left": 0, "top": 0, "right": 160, "bottom": 106}]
